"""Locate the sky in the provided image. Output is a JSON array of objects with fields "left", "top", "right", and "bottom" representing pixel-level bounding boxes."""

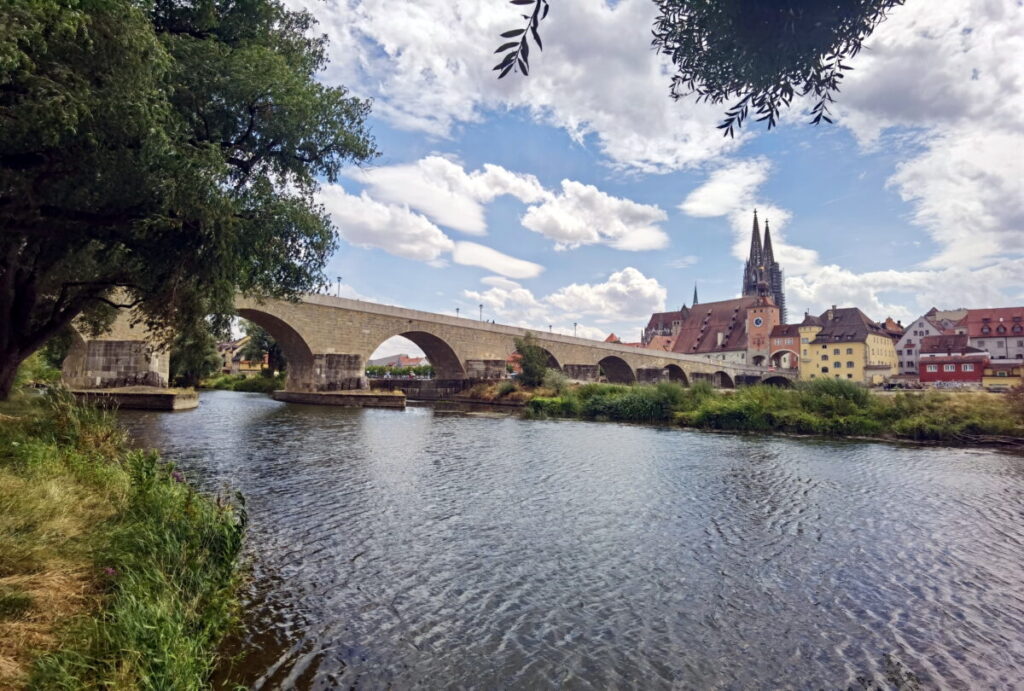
[{"left": 285, "top": 0, "right": 1024, "bottom": 358}]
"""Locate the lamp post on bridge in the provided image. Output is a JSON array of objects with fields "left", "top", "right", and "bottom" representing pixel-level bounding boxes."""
[
  {"left": 336, "top": 276, "right": 342, "bottom": 297},
  {"left": 479, "top": 304, "right": 483, "bottom": 321},
  {"left": 573, "top": 322, "right": 577, "bottom": 337},
  {"left": 456, "top": 307, "right": 460, "bottom": 318}
]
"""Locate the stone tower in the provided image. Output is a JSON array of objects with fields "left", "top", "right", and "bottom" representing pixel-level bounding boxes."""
[{"left": 741, "top": 210, "right": 786, "bottom": 322}]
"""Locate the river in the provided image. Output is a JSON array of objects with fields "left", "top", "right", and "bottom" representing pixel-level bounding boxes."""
[{"left": 120, "top": 390, "right": 1024, "bottom": 689}]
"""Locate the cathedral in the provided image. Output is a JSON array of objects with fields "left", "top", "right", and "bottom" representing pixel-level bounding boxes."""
[
  {"left": 741, "top": 210, "right": 786, "bottom": 323},
  {"left": 639, "top": 211, "right": 786, "bottom": 366}
]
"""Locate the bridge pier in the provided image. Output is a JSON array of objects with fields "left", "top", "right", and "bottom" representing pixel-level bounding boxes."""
[
  {"left": 564, "top": 364, "right": 599, "bottom": 381},
  {"left": 464, "top": 359, "right": 504, "bottom": 379},
  {"left": 311, "top": 353, "right": 367, "bottom": 391},
  {"left": 636, "top": 367, "right": 667, "bottom": 384}
]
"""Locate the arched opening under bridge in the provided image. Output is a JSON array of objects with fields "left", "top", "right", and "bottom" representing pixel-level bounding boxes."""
[
  {"left": 762, "top": 375, "right": 793, "bottom": 388},
  {"left": 369, "top": 331, "right": 466, "bottom": 380},
  {"left": 598, "top": 356, "right": 635, "bottom": 384},
  {"left": 713, "top": 371, "right": 735, "bottom": 389},
  {"left": 664, "top": 364, "right": 688, "bottom": 385},
  {"left": 769, "top": 350, "right": 799, "bottom": 371},
  {"left": 236, "top": 308, "right": 317, "bottom": 391}
]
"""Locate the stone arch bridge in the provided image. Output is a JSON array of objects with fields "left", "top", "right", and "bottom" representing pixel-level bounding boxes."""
[{"left": 63, "top": 295, "right": 794, "bottom": 392}]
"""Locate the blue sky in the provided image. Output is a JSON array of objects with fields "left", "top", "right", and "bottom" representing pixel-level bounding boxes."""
[{"left": 285, "top": 0, "right": 1023, "bottom": 356}]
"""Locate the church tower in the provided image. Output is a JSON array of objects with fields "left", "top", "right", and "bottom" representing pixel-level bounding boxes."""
[{"left": 741, "top": 210, "right": 786, "bottom": 323}]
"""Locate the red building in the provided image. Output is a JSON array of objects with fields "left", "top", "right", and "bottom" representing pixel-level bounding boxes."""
[
  {"left": 768, "top": 324, "right": 800, "bottom": 371},
  {"left": 918, "top": 334, "right": 989, "bottom": 386}
]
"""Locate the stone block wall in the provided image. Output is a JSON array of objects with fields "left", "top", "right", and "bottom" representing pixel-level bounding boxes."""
[
  {"left": 465, "top": 359, "right": 506, "bottom": 379},
  {"left": 312, "top": 353, "right": 366, "bottom": 391},
  {"left": 563, "top": 364, "right": 599, "bottom": 381},
  {"left": 63, "top": 340, "right": 167, "bottom": 389}
]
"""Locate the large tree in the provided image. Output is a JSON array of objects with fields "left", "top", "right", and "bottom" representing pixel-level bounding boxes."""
[
  {"left": 494, "top": 0, "right": 905, "bottom": 134},
  {"left": 0, "top": 0, "right": 377, "bottom": 398},
  {"left": 239, "top": 319, "right": 285, "bottom": 374}
]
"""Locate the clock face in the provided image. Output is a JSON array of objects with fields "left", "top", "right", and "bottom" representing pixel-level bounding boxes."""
[{"left": 753, "top": 317, "right": 764, "bottom": 327}]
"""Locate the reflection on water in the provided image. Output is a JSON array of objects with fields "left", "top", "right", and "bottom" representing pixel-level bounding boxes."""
[{"left": 120, "top": 390, "right": 1024, "bottom": 689}]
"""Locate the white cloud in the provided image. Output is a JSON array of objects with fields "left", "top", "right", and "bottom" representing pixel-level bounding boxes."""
[
  {"left": 318, "top": 183, "right": 454, "bottom": 262},
  {"left": 451, "top": 241, "right": 544, "bottom": 279},
  {"left": 286, "top": 0, "right": 742, "bottom": 173},
  {"left": 667, "top": 255, "right": 698, "bottom": 269},
  {"left": 679, "top": 159, "right": 769, "bottom": 217},
  {"left": 545, "top": 267, "right": 666, "bottom": 321},
  {"left": 480, "top": 275, "right": 523, "bottom": 290},
  {"left": 348, "top": 155, "right": 550, "bottom": 235},
  {"left": 522, "top": 180, "right": 669, "bottom": 251},
  {"left": 465, "top": 267, "right": 665, "bottom": 340},
  {"left": 834, "top": 0, "right": 1024, "bottom": 269}
]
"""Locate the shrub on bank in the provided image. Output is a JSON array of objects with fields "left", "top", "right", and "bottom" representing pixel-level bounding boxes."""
[
  {"left": 203, "top": 372, "right": 285, "bottom": 393},
  {"left": 0, "top": 388, "right": 245, "bottom": 689}
]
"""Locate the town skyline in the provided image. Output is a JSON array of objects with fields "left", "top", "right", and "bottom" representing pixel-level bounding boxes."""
[{"left": 298, "top": 0, "right": 1022, "bottom": 360}]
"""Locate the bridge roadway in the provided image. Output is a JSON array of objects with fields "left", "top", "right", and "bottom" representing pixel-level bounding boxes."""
[{"left": 63, "top": 294, "right": 794, "bottom": 391}]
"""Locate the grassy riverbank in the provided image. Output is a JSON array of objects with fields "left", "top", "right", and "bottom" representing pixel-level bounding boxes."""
[
  {"left": 526, "top": 379, "right": 1024, "bottom": 443},
  {"left": 0, "top": 389, "right": 245, "bottom": 689}
]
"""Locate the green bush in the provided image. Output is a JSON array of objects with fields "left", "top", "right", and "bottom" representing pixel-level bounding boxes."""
[
  {"left": 232, "top": 374, "right": 284, "bottom": 393},
  {"left": 542, "top": 368, "right": 570, "bottom": 395},
  {"left": 496, "top": 380, "right": 518, "bottom": 397},
  {"left": 527, "top": 395, "right": 581, "bottom": 418}
]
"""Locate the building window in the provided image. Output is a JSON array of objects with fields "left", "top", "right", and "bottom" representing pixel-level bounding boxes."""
[
  {"left": 801, "top": 337, "right": 808, "bottom": 344},
  {"left": 802, "top": 349, "right": 807, "bottom": 356},
  {"left": 982, "top": 326, "right": 991, "bottom": 334},
  {"left": 821, "top": 367, "right": 829, "bottom": 373},
  {"left": 943, "top": 364, "right": 955, "bottom": 372},
  {"left": 978, "top": 340, "right": 985, "bottom": 346},
  {"left": 847, "top": 374, "right": 853, "bottom": 379},
  {"left": 834, "top": 348, "right": 840, "bottom": 355},
  {"left": 926, "top": 364, "right": 938, "bottom": 372},
  {"left": 847, "top": 361, "right": 855, "bottom": 368},
  {"left": 835, "top": 362, "right": 842, "bottom": 368},
  {"left": 821, "top": 355, "right": 828, "bottom": 361},
  {"left": 962, "top": 363, "right": 974, "bottom": 372}
]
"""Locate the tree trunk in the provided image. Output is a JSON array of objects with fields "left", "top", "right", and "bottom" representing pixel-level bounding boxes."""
[{"left": 0, "top": 350, "right": 23, "bottom": 401}]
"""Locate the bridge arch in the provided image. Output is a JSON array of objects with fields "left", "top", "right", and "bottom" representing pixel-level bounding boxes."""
[
  {"left": 762, "top": 375, "right": 793, "bottom": 387},
  {"left": 598, "top": 355, "right": 635, "bottom": 384},
  {"left": 769, "top": 349, "right": 799, "bottom": 370},
  {"left": 663, "top": 364, "right": 688, "bottom": 385},
  {"left": 713, "top": 370, "right": 735, "bottom": 389},
  {"left": 236, "top": 308, "right": 317, "bottom": 391},
  {"left": 369, "top": 330, "right": 466, "bottom": 379}
]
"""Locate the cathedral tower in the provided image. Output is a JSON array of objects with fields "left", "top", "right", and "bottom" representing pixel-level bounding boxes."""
[{"left": 741, "top": 210, "right": 786, "bottom": 322}]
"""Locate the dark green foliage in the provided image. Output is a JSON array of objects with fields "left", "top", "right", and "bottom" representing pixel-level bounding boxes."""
[
  {"left": 495, "top": 0, "right": 904, "bottom": 135},
  {"left": 520, "top": 380, "right": 1022, "bottom": 442},
  {"left": 0, "top": 0, "right": 377, "bottom": 399},
  {"left": 203, "top": 372, "right": 284, "bottom": 393},
  {"left": 652, "top": 0, "right": 905, "bottom": 134},
  {"left": 514, "top": 334, "right": 549, "bottom": 387},
  {"left": 169, "top": 321, "right": 223, "bottom": 387},
  {"left": 0, "top": 589, "right": 33, "bottom": 620},
  {"left": 240, "top": 320, "right": 286, "bottom": 373},
  {"left": 365, "top": 364, "right": 434, "bottom": 378}
]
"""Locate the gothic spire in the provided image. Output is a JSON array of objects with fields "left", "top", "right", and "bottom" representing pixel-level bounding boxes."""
[
  {"left": 763, "top": 218, "right": 775, "bottom": 263},
  {"left": 747, "top": 209, "right": 762, "bottom": 266},
  {"left": 693, "top": 282, "right": 699, "bottom": 306}
]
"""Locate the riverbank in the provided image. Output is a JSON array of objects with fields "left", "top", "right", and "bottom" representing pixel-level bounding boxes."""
[
  {"left": 0, "top": 389, "right": 245, "bottom": 689},
  {"left": 524, "top": 379, "right": 1024, "bottom": 445}
]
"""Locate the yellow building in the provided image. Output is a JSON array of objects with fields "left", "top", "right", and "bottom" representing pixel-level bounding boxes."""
[
  {"left": 797, "top": 306, "right": 898, "bottom": 385},
  {"left": 982, "top": 362, "right": 1023, "bottom": 391}
]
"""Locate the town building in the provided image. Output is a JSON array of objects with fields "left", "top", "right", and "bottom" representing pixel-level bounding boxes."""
[
  {"left": 367, "top": 353, "right": 430, "bottom": 368},
  {"left": 797, "top": 306, "right": 898, "bottom": 384},
  {"left": 216, "top": 336, "right": 265, "bottom": 375},
  {"left": 982, "top": 362, "right": 1023, "bottom": 391},
  {"left": 956, "top": 307, "right": 1024, "bottom": 362},
  {"left": 894, "top": 308, "right": 967, "bottom": 376},
  {"left": 768, "top": 324, "right": 801, "bottom": 371},
  {"left": 917, "top": 334, "right": 988, "bottom": 387}
]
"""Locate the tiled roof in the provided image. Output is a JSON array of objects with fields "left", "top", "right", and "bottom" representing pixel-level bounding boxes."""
[
  {"left": 808, "top": 307, "right": 888, "bottom": 344},
  {"left": 644, "top": 309, "right": 689, "bottom": 331},
  {"left": 799, "top": 313, "right": 823, "bottom": 327},
  {"left": 670, "top": 296, "right": 760, "bottom": 355},
  {"left": 959, "top": 307, "right": 1024, "bottom": 338},
  {"left": 919, "top": 334, "right": 985, "bottom": 355},
  {"left": 770, "top": 324, "right": 800, "bottom": 339},
  {"left": 644, "top": 335, "right": 675, "bottom": 351}
]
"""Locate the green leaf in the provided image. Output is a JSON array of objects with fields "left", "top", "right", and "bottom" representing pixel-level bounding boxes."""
[{"left": 500, "top": 29, "right": 525, "bottom": 38}]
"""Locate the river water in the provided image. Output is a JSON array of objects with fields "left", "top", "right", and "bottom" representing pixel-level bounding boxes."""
[{"left": 120, "top": 390, "right": 1024, "bottom": 689}]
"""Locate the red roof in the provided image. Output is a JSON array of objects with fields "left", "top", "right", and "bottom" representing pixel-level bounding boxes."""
[
  {"left": 959, "top": 307, "right": 1024, "bottom": 338},
  {"left": 919, "top": 334, "right": 984, "bottom": 355},
  {"left": 670, "top": 296, "right": 760, "bottom": 355},
  {"left": 770, "top": 324, "right": 800, "bottom": 339}
]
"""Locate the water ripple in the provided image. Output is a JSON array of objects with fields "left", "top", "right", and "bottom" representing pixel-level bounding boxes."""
[{"left": 120, "top": 391, "right": 1024, "bottom": 689}]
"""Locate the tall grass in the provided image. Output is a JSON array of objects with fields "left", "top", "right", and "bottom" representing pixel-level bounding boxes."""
[
  {"left": 0, "top": 388, "right": 245, "bottom": 689},
  {"left": 526, "top": 378, "right": 1023, "bottom": 442}
]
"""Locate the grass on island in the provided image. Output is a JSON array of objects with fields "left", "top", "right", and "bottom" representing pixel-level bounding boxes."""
[
  {"left": 202, "top": 371, "right": 285, "bottom": 393},
  {"left": 0, "top": 386, "right": 245, "bottom": 690},
  {"left": 524, "top": 377, "right": 1024, "bottom": 442}
]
